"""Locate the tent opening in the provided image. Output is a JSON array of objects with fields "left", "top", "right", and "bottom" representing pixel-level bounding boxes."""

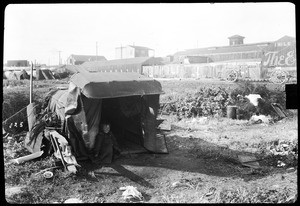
[{"left": 100, "top": 96, "right": 147, "bottom": 154}]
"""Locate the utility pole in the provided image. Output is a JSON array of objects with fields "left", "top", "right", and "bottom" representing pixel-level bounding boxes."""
[
  {"left": 30, "top": 61, "right": 33, "bottom": 103},
  {"left": 58, "top": 50, "right": 62, "bottom": 65}
]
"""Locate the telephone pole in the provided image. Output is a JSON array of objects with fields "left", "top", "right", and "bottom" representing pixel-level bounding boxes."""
[{"left": 58, "top": 50, "right": 62, "bottom": 65}]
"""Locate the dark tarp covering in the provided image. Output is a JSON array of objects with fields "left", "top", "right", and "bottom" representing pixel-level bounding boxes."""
[
  {"left": 45, "top": 73, "right": 167, "bottom": 164},
  {"left": 36, "top": 68, "right": 45, "bottom": 80},
  {"left": 42, "top": 69, "right": 55, "bottom": 80},
  {"left": 35, "top": 68, "right": 55, "bottom": 80},
  {"left": 70, "top": 72, "right": 163, "bottom": 99},
  {"left": 16, "top": 70, "right": 30, "bottom": 80}
]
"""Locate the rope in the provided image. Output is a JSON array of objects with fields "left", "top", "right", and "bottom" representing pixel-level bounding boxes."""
[
  {"left": 2, "top": 89, "right": 66, "bottom": 125},
  {"left": 2, "top": 105, "right": 30, "bottom": 124}
]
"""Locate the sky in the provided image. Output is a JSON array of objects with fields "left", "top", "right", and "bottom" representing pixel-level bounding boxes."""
[{"left": 3, "top": 3, "right": 296, "bottom": 65}]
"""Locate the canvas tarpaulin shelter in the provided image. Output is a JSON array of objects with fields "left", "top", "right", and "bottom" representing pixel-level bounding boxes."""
[
  {"left": 15, "top": 70, "right": 30, "bottom": 80},
  {"left": 35, "top": 68, "right": 55, "bottom": 80},
  {"left": 4, "top": 71, "right": 18, "bottom": 80},
  {"left": 45, "top": 71, "right": 167, "bottom": 164},
  {"left": 42, "top": 69, "right": 55, "bottom": 80}
]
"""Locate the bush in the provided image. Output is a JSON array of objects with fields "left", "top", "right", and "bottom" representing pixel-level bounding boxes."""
[
  {"left": 160, "top": 82, "right": 287, "bottom": 120},
  {"left": 160, "top": 86, "right": 230, "bottom": 119}
]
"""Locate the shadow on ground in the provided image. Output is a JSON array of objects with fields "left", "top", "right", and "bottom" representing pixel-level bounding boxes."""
[{"left": 76, "top": 133, "right": 290, "bottom": 187}]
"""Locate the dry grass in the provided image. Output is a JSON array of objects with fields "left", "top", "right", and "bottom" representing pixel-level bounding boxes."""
[{"left": 3, "top": 78, "right": 298, "bottom": 204}]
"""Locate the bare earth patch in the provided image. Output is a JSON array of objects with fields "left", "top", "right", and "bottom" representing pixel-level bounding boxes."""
[
  {"left": 3, "top": 79, "right": 297, "bottom": 203},
  {"left": 4, "top": 115, "right": 297, "bottom": 203}
]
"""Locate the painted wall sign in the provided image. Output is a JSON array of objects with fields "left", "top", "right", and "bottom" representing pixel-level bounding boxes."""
[
  {"left": 262, "top": 43, "right": 296, "bottom": 67},
  {"left": 263, "top": 50, "right": 296, "bottom": 67}
]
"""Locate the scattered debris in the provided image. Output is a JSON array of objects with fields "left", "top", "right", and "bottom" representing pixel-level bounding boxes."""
[
  {"left": 269, "top": 143, "right": 291, "bottom": 156},
  {"left": 286, "top": 167, "right": 295, "bottom": 172},
  {"left": 191, "top": 117, "right": 208, "bottom": 124},
  {"left": 249, "top": 114, "right": 272, "bottom": 124},
  {"left": 205, "top": 187, "right": 216, "bottom": 196},
  {"left": 171, "top": 181, "right": 193, "bottom": 189},
  {"left": 277, "top": 160, "right": 286, "bottom": 167},
  {"left": 88, "top": 171, "right": 97, "bottom": 178},
  {"left": 157, "top": 119, "right": 171, "bottom": 131},
  {"left": 271, "top": 103, "right": 287, "bottom": 119},
  {"left": 12, "top": 151, "right": 44, "bottom": 164},
  {"left": 238, "top": 155, "right": 260, "bottom": 169},
  {"left": 245, "top": 94, "right": 262, "bottom": 107},
  {"left": 34, "top": 166, "right": 62, "bottom": 176},
  {"left": 5, "top": 186, "right": 25, "bottom": 198},
  {"left": 64, "top": 198, "right": 83, "bottom": 203},
  {"left": 119, "top": 186, "right": 143, "bottom": 201},
  {"left": 47, "top": 130, "right": 80, "bottom": 173},
  {"left": 43, "top": 171, "right": 53, "bottom": 179}
]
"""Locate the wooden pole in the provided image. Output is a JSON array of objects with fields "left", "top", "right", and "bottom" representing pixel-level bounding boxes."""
[
  {"left": 30, "top": 61, "right": 33, "bottom": 103},
  {"left": 27, "top": 62, "right": 36, "bottom": 131}
]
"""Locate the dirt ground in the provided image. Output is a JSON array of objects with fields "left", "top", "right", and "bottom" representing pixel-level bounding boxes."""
[
  {"left": 3, "top": 79, "right": 297, "bottom": 203},
  {"left": 5, "top": 115, "right": 297, "bottom": 203}
]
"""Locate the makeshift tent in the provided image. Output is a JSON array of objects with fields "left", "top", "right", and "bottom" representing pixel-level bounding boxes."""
[
  {"left": 51, "top": 65, "right": 79, "bottom": 79},
  {"left": 5, "top": 71, "right": 18, "bottom": 80},
  {"left": 41, "top": 69, "right": 55, "bottom": 80},
  {"left": 44, "top": 72, "right": 167, "bottom": 164},
  {"left": 15, "top": 70, "right": 30, "bottom": 80},
  {"left": 36, "top": 68, "right": 46, "bottom": 80},
  {"left": 35, "top": 68, "right": 55, "bottom": 80}
]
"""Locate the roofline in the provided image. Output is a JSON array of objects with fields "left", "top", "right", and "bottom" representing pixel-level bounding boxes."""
[
  {"left": 127, "top": 45, "right": 153, "bottom": 50},
  {"left": 228, "top": 35, "right": 245, "bottom": 39},
  {"left": 70, "top": 54, "right": 106, "bottom": 57},
  {"left": 174, "top": 41, "right": 273, "bottom": 56}
]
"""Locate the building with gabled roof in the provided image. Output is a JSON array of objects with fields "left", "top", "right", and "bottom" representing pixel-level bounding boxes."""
[
  {"left": 173, "top": 35, "right": 296, "bottom": 64},
  {"left": 115, "top": 45, "right": 154, "bottom": 59},
  {"left": 80, "top": 57, "right": 164, "bottom": 74},
  {"left": 173, "top": 35, "right": 276, "bottom": 63},
  {"left": 67, "top": 54, "right": 107, "bottom": 65},
  {"left": 228, "top": 34, "right": 245, "bottom": 45}
]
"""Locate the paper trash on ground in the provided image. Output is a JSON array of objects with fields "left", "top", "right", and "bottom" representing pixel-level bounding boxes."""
[{"left": 119, "top": 186, "right": 143, "bottom": 201}]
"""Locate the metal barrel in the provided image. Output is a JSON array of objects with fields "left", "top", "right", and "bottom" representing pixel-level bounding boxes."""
[{"left": 227, "top": 105, "right": 237, "bottom": 119}]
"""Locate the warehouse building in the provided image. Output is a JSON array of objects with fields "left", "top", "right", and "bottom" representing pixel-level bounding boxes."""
[
  {"left": 115, "top": 45, "right": 154, "bottom": 59},
  {"left": 143, "top": 35, "right": 296, "bottom": 81},
  {"left": 67, "top": 54, "right": 107, "bottom": 65},
  {"left": 80, "top": 57, "right": 164, "bottom": 74}
]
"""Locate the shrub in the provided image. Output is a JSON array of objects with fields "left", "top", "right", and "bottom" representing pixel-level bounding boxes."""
[
  {"left": 160, "top": 86, "right": 230, "bottom": 119},
  {"left": 160, "top": 82, "right": 287, "bottom": 120}
]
